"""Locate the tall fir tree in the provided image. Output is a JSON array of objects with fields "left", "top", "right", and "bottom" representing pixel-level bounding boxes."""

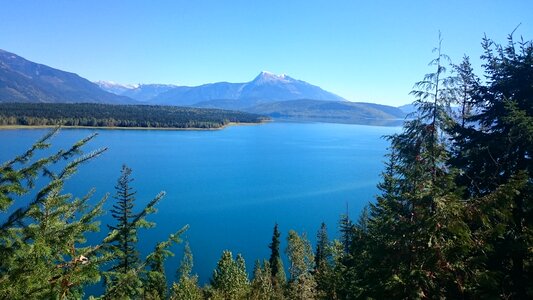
[
  {"left": 314, "top": 222, "right": 330, "bottom": 271},
  {"left": 449, "top": 34, "right": 533, "bottom": 299},
  {"left": 144, "top": 227, "right": 188, "bottom": 299},
  {"left": 210, "top": 250, "right": 250, "bottom": 300},
  {"left": 0, "top": 129, "right": 109, "bottom": 299},
  {"left": 451, "top": 55, "right": 480, "bottom": 129},
  {"left": 171, "top": 242, "right": 203, "bottom": 300},
  {"left": 103, "top": 167, "right": 167, "bottom": 298},
  {"left": 286, "top": 230, "right": 316, "bottom": 300},
  {"left": 337, "top": 33, "right": 474, "bottom": 299},
  {"left": 268, "top": 223, "right": 286, "bottom": 298},
  {"left": 108, "top": 165, "right": 139, "bottom": 274},
  {"left": 249, "top": 260, "right": 274, "bottom": 300}
]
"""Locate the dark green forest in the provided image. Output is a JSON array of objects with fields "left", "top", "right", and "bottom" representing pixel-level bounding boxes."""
[
  {"left": 0, "top": 35, "right": 531, "bottom": 299},
  {"left": 0, "top": 103, "right": 267, "bottom": 129}
]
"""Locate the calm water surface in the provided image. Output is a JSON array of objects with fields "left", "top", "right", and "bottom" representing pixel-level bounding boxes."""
[{"left": 0, "top": 122, "right": 400, "bottom": 290}]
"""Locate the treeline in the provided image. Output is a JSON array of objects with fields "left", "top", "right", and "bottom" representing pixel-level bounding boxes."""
[
  {"left": 1, "top": 34, "right": 532, "bottom": 299},
  {"left": 0, "top": 102, "right": 267, "bottom": 129}
]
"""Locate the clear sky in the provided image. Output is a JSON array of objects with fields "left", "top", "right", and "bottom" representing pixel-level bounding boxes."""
[{"left": 1, "top": 0, "right": 531, "bottom": 106}]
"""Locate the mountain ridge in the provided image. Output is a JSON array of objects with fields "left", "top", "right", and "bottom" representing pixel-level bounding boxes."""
[
  {"left": 0, "top": 49, "right": 133, "bottom": 104},
  {"left": 98, "top": 71, "right": 346, "bottom": 106}
]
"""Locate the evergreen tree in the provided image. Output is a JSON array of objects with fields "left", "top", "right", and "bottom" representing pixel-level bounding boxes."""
[
  {"left": 103, "top": 168, "right": 168, "bottom": 298},
  {"left": 0, "top": 129, "right": 108, "bottom": 299},
  {"left": 144, "top": 227, "right": 188, "bottom": 299},
  {"left": 171, "top": 242, "right": 203, "bottom": 300},
  {"left": 286, "top": 230, "right": 316, "bottom": 300},
  {"left": 211, "top": 250, "right": 250, "bottom": 300},
  {"left": 314, "top": 222, "right": 329, "bottom": 271},
  {"left": 449, "top": 34, "right": 533, "bottom": 299},
  {"left": 249, "top": 260, "right": 274, "bottom": 300},
  {"left": 451, "top": 55, "right": 479, "bottom": 128},
  {"left": 268, "top": 223, "right": 283, "bottom": 279},
  {"left": 314, "top": 223, "right": 334, "bottom": 300},
  {"left": 108, "top": 165, "right": 139, "bottom": 274},
  {"left": 337, "top": 34, "right": 474, "bottom": 299},
  {"left": 268, "top": 223, "right": 286, "bottom": 298}
]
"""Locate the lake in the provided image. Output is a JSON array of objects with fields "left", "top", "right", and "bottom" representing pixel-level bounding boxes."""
[{"left": 0, "top": 122, "right": 400, "bottom": 291}]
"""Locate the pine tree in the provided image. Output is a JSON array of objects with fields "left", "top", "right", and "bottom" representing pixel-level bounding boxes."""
[
  {"left": 249, "top": 260, "right": 274, "bottom": 300},
  {"left": 103, "top": 167, "right": 167, "bottom": 298},
  {"left": 268, "top": 223, "right": 286, "bottom": 298},
  {"left": 286, "top": 230, "right": 316, "bottom": 300},
  {"left": 211, "top": 250, "right": 250, "bottom": 300},
  {"left": 449, "top": 34, "right": 533, "bottom": 299},
  {"left": 0, "top": 129, "right": 108, "bottom": 299},
  {"left": 108, "top": 165, "right": 139, "bottom": 274},
  {"left": 171, "top": 242, "right": 203, "bottom": 300},
  {"left": 314, "top": 222, "right": 329, "bottom": 271},
  {"left": 314, "top": 223, "right": 334, "bottom": 300},
  {"left": 342, "top": 34, "right": 473, "bottom": 299},
  {"left": 144, "top": 227, "right": 188, "bottom": 299},
  {"left": 451, "top": 55, "right": 479, "bottom": 128}
]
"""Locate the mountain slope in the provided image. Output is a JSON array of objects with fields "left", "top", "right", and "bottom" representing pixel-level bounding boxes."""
[
  {"left": 151, "top": 71, "right": 345, "bottom": 106},
  {"left": 0, "top": 49, "right": 133, "bottom": 103},
  {"left": 246, "top": 99, "right": 406, "bottom": 125},
  {"left": 97, "top": 81, "right": 177, "bottom": 102}
]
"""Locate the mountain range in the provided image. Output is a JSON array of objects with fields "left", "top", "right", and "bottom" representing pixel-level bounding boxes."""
[
  {"left": 0, "top": 48, "right": 407, "bottom": 124},
  {"left": 0, "top": 49, "right": 131, "bottom": 104},
  {"left": 97, "top": 71, "right": 346, "bottom": 106}
]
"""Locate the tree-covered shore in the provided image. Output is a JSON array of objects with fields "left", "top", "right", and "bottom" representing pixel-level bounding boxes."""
[
  {"left": 1, "top": 34, "right": 531, "bottom": 299},
  {"left": 0, "top": 103, "right": 268, "bottom": 129}
]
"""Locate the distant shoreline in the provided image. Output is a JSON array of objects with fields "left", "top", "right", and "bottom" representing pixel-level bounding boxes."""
[{"left": 0, "top": 121, "right": 269, "bottom": 131}]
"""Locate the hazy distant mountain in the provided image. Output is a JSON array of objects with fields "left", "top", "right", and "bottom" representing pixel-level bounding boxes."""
[
  {"left": 97, "top": 81, "right": 177, "bottom": 102},
  {"left": 246, "top": 99, "right": 406, "bottom": 125},
  {"left": 398, "top": 103, "right": 417, "bottom": 114},
  {"left": 0, "top": 49, "right": 133, "bottom": 104},
  {"left": 150, "top": 71, "right": 346, "bottom": 106},
  {"left": 96, "top": 81, "right": 138, "bottom": 95}
]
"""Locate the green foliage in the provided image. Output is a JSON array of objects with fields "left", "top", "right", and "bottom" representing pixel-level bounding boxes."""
[
  {"left": 449, "top": 33, "right": 533, "bottom": 299},
  {"left": 249, "top": 260, "right": 274, "bottom": 300},
  {"left": 108, "top": 165, "right": 140, "bottom": 274},
  {"left": 104, "top": 165, "right": 170, "bottom": 296},
  {"left": 2, "top": 32, "right": 532, "bottom": 300},
  {"left": 268, "top": 223, "right": 286, "bottom": 298},
  {"left": 286, "top": 230, "right": 316, "bottom": 300},
  {"left": 145, "top": 228, "right": 189, "bottom": 299},
  {"left": 0, "top": 128, "right": 108, "bottom": 299},
  {"left": 171, "top": 243, "right": 203, "bottom": 300},
  {"left": 210, "top": 251, "right": 250, "bottom": 300},
  {"left": 0, "top": 102, "right": 268, "bottom": 129}
]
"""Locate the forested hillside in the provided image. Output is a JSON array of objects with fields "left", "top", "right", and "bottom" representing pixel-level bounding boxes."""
[
  {"left": 0, "top": 35, "right": 531, "bottom": 299},
  {"left": 0, "top": 103, "right": 267, "bottom": 129}
]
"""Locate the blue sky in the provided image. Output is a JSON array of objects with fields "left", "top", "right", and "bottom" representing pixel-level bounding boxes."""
[{"left": 1, "top": 0, "right": 531, "bottom": 106}]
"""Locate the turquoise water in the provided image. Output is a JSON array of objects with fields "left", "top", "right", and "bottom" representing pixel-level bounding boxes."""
[{"left": 0, "top": 122, "right": 400, "bottom": 289}]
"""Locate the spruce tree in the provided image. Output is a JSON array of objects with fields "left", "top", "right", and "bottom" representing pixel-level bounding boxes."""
[
  {"left": 451, "top": 55, "right": 479, "bottom": 128},
  {"left": 210, "top": 250, "right": 250, "bottom": 300},
  {"left": 268, "top": 223, "right": 286, "bottom": 298},
  {"left": 343, "top": 34, "right": 473, "bottom": 299},
  {"left": 0, "top": 129, "right": 108, "bottom": 299},
  {"left": 449, "top": 34, "right": 533, "bottom": 299},
  {"left": 103, "top": 167, "right": 168, "bottom": 298},
  {"left": 286, "top": 230, "right": 316, "bottom": 300},
  {"left": 314, "top": 223, "right": 335, "bottom": 300},
  {"left": 171, "top": 242, "right": 203, "bottom": 300},
  {"left": 144, "top": 227, "right": 188, "bottom": 299},
  {"left": 108, "top": 165, "right": 139, "bottom": 274},
  {"left": 250, "top": 260, "right": 274, "bottom": 300},
  {"left": 314, "top": 222, "right": 329, "bottom": 271}
]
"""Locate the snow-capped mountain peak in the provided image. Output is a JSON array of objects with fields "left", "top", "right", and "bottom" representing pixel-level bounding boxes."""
[
  {"left": 253, "top": 71, "right": 291, "bottom": 83},
  {"left": 96, "top": 81, "right": 139, "bottom": 94}
]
